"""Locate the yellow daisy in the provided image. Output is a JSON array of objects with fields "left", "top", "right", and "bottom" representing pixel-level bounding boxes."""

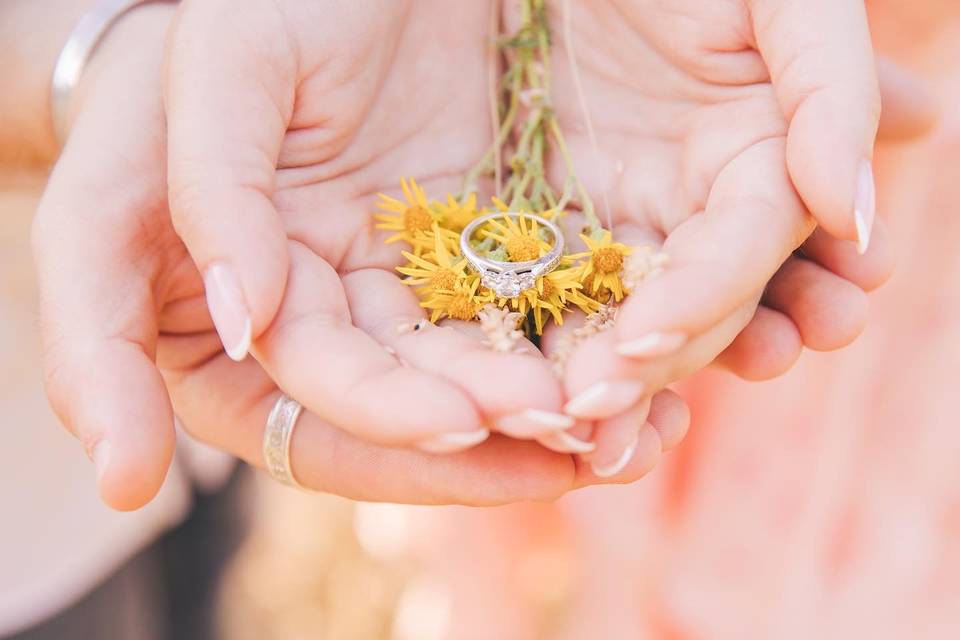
[
  {"left": 396, "top": 224, "right": 469, "bottom": 296},
  {"left": 374, "top": 178, "right": 438, "bottom": 248},
  {"left": 437, "top": 193, "right": 482, "bottom": 233},
  {"left": 478, "top": 212, "right": 554, "bottom": 262},
  {"left": 529, "top": 267, "right": 590, "bottom": 333},
  {"left": 421, "top": 275, "right": 494, "bottom": 323},
  {"left": 569, "top": 230, "right": 633, "bottom": 302}
]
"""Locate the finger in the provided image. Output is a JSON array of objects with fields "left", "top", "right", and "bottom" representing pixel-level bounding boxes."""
[
  {"left": 33, "top": 152, "right": 174, "bottom": 511},
  {"left": 566, "top": 296, "right": 758, "bottom": 404},
  {"left": 571, "top": 421, "right": 662, "bottom": 487},
  {"left": 165, "top": 2, "right": 295, "bottom": 360},
  {"left": 582, "top": 398, "right": 654, "bottom": 479},
  {"left": 763, "top": 257, "right": 868, "bottom": 352},
  {"left": 801, "top": 219, "right": 896, "bottom": 292},
  {"left": 161, "top": 357, "right": 579, "bottom": 505},
  {"left": 875, "top": 57, "right": 940, "bottom": 143},
  {"left": 749, "top": 0, "right": 880, "bottom": 253},
  {"left": 615, "top": 137, "right": 812, "bottom": 359},
  {"left": 646, "top": 388, "right": 689, "bottom": 451},
  {"left": 341, "top": 269, "right": 573, "bottom": 440},
  {"left": 254, "top": 242, "right": 484, "bottom": 449},
  {"left": 713, "top": 305, "right": 803, "bottom": 381}
]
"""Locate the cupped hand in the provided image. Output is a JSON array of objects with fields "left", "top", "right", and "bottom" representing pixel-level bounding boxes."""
[
  {"left": 520, "top": 0, "right": 936, "bottom": 472},
  {"left": 31, "top": 0, "right": 691, "bottom": 509}
]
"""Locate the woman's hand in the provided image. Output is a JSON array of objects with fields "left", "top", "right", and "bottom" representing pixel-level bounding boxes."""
[
  {"left": 525, "top": 0, "right": 935, "bottom": 472},
  {"left": 30, "top": 0, "right": 690, "bottom": 509}
]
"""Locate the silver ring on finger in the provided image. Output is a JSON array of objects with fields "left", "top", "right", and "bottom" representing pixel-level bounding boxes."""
[{"left": 262, "top": 393, "right": 306, "bottom": 489}]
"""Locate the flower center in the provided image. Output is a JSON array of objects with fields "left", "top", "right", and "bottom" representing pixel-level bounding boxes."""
[
  {"left": 430, "top": 270, "right": 457, "bottom": 291},
  {"left": 447, "top": 294, "right": 478, "bottom": 321},
  {"left": 540, "top": 278, "right": 556, "bottom": 299},
  {"left": 506, "top": 236, "right": 540, "bottom": 262},
  {"left": 594, "top": 247, "right": 624, "bottom": 274},
  {"left": 404, "top": 206, "right": 433, "bottom": 234}
]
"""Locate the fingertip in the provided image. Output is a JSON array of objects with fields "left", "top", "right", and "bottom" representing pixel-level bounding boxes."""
[
  {"left": 49, "top": 344, "right": 177, "bottom": 511},
  {"left": 96, "top": 436, "right": 173, "bottom": 511},
  {"left": 715, "top": 306, "right": 803, "bottom": 381},
  {"left": 647, "top": 389, "right": 690, "bottom": 451},
  {"left": 785, "top": 121, "right": 860, "bottom": 245},
  {"left": 802, "top": 220, "right": 897, "bottom": 292},
  {"left": 765, "top": 260, "right": 869, "bottom": 352}
]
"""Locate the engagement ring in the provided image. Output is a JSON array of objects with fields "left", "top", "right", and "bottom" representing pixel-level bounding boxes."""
[{"left": 460, "top": 211, "right": 564, "bottom": 298}]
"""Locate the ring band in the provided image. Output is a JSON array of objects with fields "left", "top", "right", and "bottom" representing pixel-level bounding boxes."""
[
  {"left": 262, "top": 394, "right": 305, "bottom": 489},
  {"left": 460, "top": 212, "right": 565, "bottom": 298}
]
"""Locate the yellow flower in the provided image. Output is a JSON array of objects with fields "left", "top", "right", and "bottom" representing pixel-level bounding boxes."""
[
  {"left": 421, "top": 275, "right": 494, "bottom": 323},
  {"left": 569, "top": 230, "right": 633, "bottom": 302},
  {"left": 374, "top": 178, "right": 438, "bottom": 248},
  {"left": 437, "top": 193, "right": 481, "bottom": 233},
  {"left": 396, "top": 224, "right": 469, "bottom": 296},
  {"left": 526, "top": 267, "right": 593, "bottom": 334},
  {"left": 478, "top": 212, "right": 554, "bottom": 262}
]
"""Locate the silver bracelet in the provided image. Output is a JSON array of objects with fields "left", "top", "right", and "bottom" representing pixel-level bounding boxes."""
[{"left": 50, "top": 0, "right": 172, "bottom": 147}]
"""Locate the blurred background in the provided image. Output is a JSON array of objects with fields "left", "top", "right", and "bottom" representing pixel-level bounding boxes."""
[{"left": 3, "top": 2, "right": 960, "bottom": 639}]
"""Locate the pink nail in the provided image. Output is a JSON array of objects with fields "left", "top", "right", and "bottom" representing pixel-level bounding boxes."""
[
  {"left": 591, "top": 433, "right": 639, "bottom": 478},
  {"left": 417, "top": 429, "right": 490, "bottom": 454},
  {"left": 204, "top": 262, "right": 252, "bottom": 361},
  {"left": 537, "top": 430, "right": 596, "bottom": 454},
  {"left": 496, "top": 409, "right": 575, "bottom": 438},
  {"left": 563, "top": 380, "right": 646, "bottom": 420},
  {"left": 854, "top": 160, "right": 876, "bottom": 255},
  {"left": 615, "top": 332, "right": 686, "bottom": 359}
]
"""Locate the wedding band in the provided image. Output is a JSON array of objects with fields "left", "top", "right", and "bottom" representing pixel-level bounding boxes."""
[
  {"left": 460, "top": 212, "right": 564, "bottom": 298},
  {"left": 262, "top": 394, "right": 305, "bottom": 489}
]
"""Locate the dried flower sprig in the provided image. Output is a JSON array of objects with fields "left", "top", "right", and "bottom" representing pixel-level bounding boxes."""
[{"left": 376, "top": 0, "right": 662, "bottom": 345}]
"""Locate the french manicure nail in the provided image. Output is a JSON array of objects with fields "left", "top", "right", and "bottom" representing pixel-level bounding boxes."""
[
  {"left": 417, "top": 428, "right": 490, "bottom": 454},
  {"left": 496, "top": 409, "right": 575, "bottom": 438},
  {"left": 615, "top": 331, "right": 686, "bottom": 359},
  {"left": 90, "top": 440, "right": 110, "bottom": 480},
  {"left": 538, "top": 430, "right": 596, "bottom": 454},
  {"left": 854, "top": 159, "right": 876, "bottom": 255},
  {"left": 563, "top": 380, "right": 646, "bottom": 419},
  {"left": 591, "top": 433, "right": 640, "bottom": 478},
  {"left": 204, "top": 262, "right": 252, "bottom": 361}
]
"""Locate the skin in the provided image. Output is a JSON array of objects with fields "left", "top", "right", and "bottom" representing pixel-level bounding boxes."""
[
  {"left": 33, "top": 0, "right": 689, "bottom": 509},
  {"left": 519, "top": 0, "right": 931, "bottom": 467},
  {"left": 25, "top": 0, "right": 936, "bottom": 509}
]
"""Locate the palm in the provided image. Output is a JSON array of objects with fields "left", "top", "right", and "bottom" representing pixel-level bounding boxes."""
[
  {"left": 160, "top": 0, "right": 607, "bottom": 486},
  {"left": 531, "top": 0, "right": 814, "bottom": 393}
]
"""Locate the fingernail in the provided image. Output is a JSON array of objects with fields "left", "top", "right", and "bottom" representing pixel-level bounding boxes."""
[
  {"left": 496, "top": 409, "right": 575, "bottom": 438},
  {"left": 615, "top": 332, "right": 686, "bottom": 359},
  {"left": 204, "top": 262, "right": 252, "bottom": 361},
  {"left": 417, "top": 428, "right": 490, "bottom": 454},
  {"left": 591, "top": 433, "right": 640, "bottom": 478},
  {"left": 563, "top": 380, "right": 646, "bottom": 420},
  {"left": 537, "top": 430, "right": 596, "bottom": 454},
  {"left": 854, "top": 160, "right": 876, "bottom": 255},
  {"left": 90, "top": 440, "right": 110, "bottom": 480}
]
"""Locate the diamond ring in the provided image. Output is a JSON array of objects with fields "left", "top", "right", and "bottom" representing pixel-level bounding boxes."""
[{"left": 460, "top": 211, "right": 565, "bottom": 298}]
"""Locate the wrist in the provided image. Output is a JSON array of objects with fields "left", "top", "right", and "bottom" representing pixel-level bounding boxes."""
[
  {"left": 0, "top": 2, "right": 175, "bottom": 168},
  {"left": 63, "top": 3, "right": 177, "bottom": 151}
]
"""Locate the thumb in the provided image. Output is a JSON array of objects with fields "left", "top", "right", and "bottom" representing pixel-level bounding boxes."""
[
  {"left": 164, "top": 1, "right": 296, "bottom": 360},
  {"left": 33, "top": 153, "right": 175, "bottom": 511},
  {"left": 749, "top": 0, "right": 880, "bottom": 254}
]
